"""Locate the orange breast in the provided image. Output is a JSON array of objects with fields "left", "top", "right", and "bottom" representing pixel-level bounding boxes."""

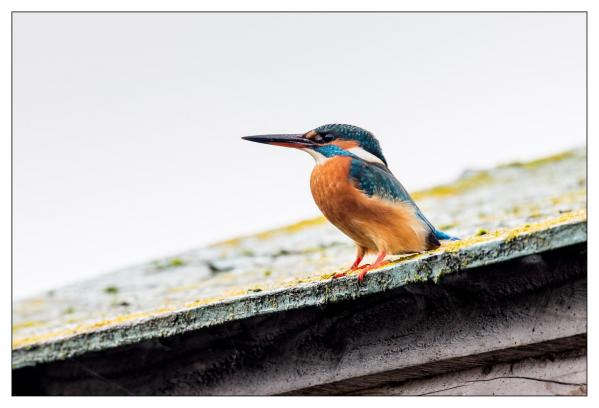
[{"left": 310, "top": 157, "right": 432, "bottom": 254}]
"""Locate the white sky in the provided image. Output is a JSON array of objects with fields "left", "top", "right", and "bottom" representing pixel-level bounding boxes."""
[{"left": 13, "top": 12, "right": 586, "bottom": 299}]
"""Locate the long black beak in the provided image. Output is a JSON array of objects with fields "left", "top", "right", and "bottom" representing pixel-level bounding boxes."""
[{"left": 242, "top": 134, "right": 315, "bottom": 148}]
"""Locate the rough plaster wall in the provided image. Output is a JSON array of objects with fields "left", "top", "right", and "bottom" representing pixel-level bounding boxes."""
[{"left": 357, "top": 350, "right": 586, "bottom": 396}]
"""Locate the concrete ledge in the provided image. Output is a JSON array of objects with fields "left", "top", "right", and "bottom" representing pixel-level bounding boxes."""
[{"left": 13, "top": 242, "right": 586, "bottom": 395}]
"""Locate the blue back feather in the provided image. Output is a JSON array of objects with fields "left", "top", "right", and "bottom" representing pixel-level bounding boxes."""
[
  {"left": 348, "top": 159, "right": 459, "bottom": 241},
  {"left": 433, "top": 229, "right": 459, "bottom": 241},
  {"left": 349, "top": 159, "right": 434, "bottom": 230}
]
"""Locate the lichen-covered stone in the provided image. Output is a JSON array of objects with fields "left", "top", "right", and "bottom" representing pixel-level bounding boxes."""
[{"left": 12, "top": 148, "right": 587, "bottom": 369}]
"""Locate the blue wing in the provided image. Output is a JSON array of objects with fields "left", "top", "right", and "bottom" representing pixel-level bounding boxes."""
[{"left": 349, "top": 159, "right": 458, "bottom": 241}]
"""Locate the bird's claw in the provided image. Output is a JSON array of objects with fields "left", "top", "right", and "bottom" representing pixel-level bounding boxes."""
[{"left": 357, "top": 266, "right": 373, "bottom": 284}]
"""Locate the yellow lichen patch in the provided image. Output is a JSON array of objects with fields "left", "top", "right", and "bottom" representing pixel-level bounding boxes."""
[
  {"left": 412, "top": 171, "right": 493, "bottom": 201},
  {"left": 183, "top": 296, "right": 225, "bottom": 309},
  {"left": 390, "top": 252, "right": 429, "bottom": 264},
  {"left": 213, "top": 236, "right": 244, "bottom": 247},
  {"left": 319, "top": 272, "right": 337, "bottom": 280},
  {"left": 12, "top": 307, "right": 174, "bottom": 350},
  {"left": 548, "top": 188, "right": 586, "bottom": 207},
  {"left": 504, "top": 209, "right": 586, "bottom": 242},
  {"left": 168, "top": 283, "right": 201, "bottom": 293},
  {"left": 256, "top": 217, "right": 327, "bottom": 240},
  {"left": 499, "top": 150, "right": 578, "bottom": 170},
  {"left": 276, "top": 266, "right": 342, "bottom": 287},
  {"left": 441, "top": 209, "right": 587, "bottom": 252},
  {"left": 413, "top": 149, "right": 581, "bottom": 202},
  {"left": 12, "top": 320, "right": 45, "bottom": 332},
  {"left": 183, "top": 287, "right": 257, "bottom": 309}
]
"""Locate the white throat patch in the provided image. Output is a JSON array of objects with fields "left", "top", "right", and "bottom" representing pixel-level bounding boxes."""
[{"left": 302, "top": 148, "right": 328, "bottom": 164}]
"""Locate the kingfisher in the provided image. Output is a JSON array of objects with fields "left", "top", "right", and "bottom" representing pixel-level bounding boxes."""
[{"left": 242, "top": 124, "right": 457, "bottom": 283}]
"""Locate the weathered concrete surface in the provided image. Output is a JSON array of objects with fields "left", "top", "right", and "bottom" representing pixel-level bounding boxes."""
[
  {"left": 12, "top": 148, "right": 586, "bottom": 385},
  {"left": 355, "top": 349, "right": 586, "bottom": 396}
]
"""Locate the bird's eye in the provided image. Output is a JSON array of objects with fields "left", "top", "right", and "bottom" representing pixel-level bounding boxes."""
[
  {"left": 322, "top": 133, "right": 335, "bottom": 142},
  {"left": 313, "top": 133, "right": 334, "bottom": 144}
]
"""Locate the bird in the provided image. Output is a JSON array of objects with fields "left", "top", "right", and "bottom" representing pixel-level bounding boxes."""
[{"left": 242, "top": 124, "right": 457, "bottom": 283}]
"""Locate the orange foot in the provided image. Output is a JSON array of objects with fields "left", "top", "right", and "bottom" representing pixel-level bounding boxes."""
[
  {"left": 333, "top": 251, "right": 366, "bottom": 279},
  {"left": 356, "top": 251, "right": 389, "bottom": 284},
  {"left": 333, "top": 271, "right": 348, "bottom": 279}
]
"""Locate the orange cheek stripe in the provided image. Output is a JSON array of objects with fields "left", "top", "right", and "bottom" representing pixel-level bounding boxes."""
[{"left": 331, "top": 140, "right": 359, "bottom": 149}]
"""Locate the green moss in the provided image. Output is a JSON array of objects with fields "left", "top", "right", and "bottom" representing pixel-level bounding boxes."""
[
  {"left": 104, "top": 286, "right": 119, "bottom": 294},
  {"left": 169, "top": 258, "right": 185, "bottom": 267},
  {"left": 476, "top": 229, "right": 489, "bottom": 236},
  {"left": 63, "top": 307, "right": 75, "bottom": 315},
  {"left": 153, "top": 257, "right": 185, "bottom": 270}
]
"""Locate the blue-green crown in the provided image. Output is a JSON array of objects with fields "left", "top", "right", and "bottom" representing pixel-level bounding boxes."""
[{"left": 314, "top": 124, "right": 387, "bottom": 165}]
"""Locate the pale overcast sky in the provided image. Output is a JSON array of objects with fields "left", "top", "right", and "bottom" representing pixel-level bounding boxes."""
[{"left": 13, "top": 12, "right": 586, "bottom": 299}]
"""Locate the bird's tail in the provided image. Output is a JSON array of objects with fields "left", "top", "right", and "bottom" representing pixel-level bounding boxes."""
[{"left": 434, "top": 229, "right": 460, "bottom": 241}]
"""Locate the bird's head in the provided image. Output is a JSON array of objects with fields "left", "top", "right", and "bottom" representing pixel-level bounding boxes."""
[{"left": 242, "top": 124, "right": 388, "bottom": 166}]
